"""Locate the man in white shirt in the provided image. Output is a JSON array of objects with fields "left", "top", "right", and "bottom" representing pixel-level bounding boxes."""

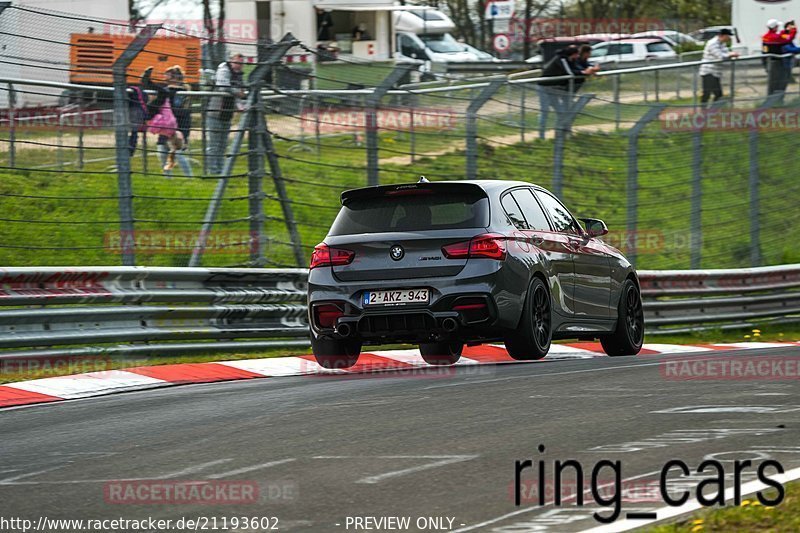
[{"left": 699, "top": 28, "right": 739, "bottom": 105}]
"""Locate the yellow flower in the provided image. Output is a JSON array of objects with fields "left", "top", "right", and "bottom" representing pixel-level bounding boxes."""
[
  {"left": 754, "top": 333, "right": 761, "bottom": 337},
  {"left": 741, "top": 499, "right": 751, "bottom": 506},
  {"left": 744, "top": 335, "right": 751, "bottom": 339},
  {"left": 691, "top": 519, "right": 704, "bottom": 525},
  {"left": 752, "top": 329, "right": 761, "bottom": 333},
  {"left": 691, "top": 526, "right": 703, "bottom": 532},
  {"left": 751, "top": 500, "right": 762, "bottom": 506}
]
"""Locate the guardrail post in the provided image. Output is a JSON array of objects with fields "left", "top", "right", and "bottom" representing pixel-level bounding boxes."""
[
  {"left": 112, "top": 23, "right": 161, "bottom": 266},
  {"left": 552, "top": 93, "right": 592, "bottom": 198},
  {"left": 189, "top": 34, "right": 296, "bottom": 267},
  {"left": 466, "top": 79, "right": 503, "bottom": 181},
  {"left": 365, "top": 66, "right": 412, "bottom": 187},
  {"left": 7, "top": 82, "right": 15, "bottom": 168},
  {"left": 626, "top": 105, "right": 665, "bottom": 267}
]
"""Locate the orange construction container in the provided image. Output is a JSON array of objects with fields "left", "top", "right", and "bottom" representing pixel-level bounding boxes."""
[{"left": 69, "top": 33, "right": 202, "bottom": 86}]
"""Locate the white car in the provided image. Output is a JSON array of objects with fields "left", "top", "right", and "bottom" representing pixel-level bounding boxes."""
[
  {"left": 590, "top": 39, "right": 677, "bottom": 65},
  {"left": 630, "top": 30, "right": 701, "bottom": 47}
]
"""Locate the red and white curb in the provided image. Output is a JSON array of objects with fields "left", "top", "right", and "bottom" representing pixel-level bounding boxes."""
[{"left": 0, "top": 342, "right": 797, "bottom": 409}]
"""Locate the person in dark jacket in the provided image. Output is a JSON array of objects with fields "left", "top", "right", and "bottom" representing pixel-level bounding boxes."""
[{"left": 537, "top": 46, "right": 580, "bottom": 139}]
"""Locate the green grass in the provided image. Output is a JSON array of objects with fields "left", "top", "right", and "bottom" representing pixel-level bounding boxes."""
[
  {"left": 646, "top": 482, "right": 800, "bottom": 532},
  {"left": 2, "top": 92, "right": 800, "bottom": 270}
]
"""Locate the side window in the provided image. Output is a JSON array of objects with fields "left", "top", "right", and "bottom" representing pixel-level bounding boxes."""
[
  {"left": 620, "top": 43, "right": 634, "bottom": 55},
  {"left": 536, "top": 191, "right": 579, "bottom": 234},
  {"left": 501, "top": 193, "right": 527, "bottom": 230},
  {"left": 511, "top": 189, "right": 551, "bottom": 231}
]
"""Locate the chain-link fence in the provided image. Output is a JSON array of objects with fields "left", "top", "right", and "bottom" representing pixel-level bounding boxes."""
[{"left": 2, "top": 4, "right": 800, "bottom": 271}]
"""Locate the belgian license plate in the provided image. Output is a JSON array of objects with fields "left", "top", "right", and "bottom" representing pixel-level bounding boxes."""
[{"left": 363, "top": 289, "right": 429, "bottom": 306}]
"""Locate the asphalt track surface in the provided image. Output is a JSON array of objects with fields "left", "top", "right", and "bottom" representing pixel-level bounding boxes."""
[{"left": 2, "top": 347, "right": 800, "bottom": 532}]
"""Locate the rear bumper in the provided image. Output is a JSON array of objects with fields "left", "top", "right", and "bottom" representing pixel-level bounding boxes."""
[{"left": 308, "top": 263, "right": 517, "bottom": 345}]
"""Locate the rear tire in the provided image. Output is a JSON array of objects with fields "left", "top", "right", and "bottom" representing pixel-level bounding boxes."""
[
  {"left": 419, "top": 342, "right": 463, "bottom": 365},
  {"left": 505, "top": 277, "right": 551, "bottom": 360},
  {"left": 311, "top": 336, "right": 362, "bottom": 369},
  {"left": 600, "top": 279, "right": 644, "bottom": 356}
]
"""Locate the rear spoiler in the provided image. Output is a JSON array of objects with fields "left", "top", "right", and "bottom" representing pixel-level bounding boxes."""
[{"left": 341, "top": 182, "right": 487, "bottom": 205}]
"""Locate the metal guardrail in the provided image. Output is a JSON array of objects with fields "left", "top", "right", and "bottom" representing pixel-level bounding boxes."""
[
  {"left": 0, "top": 264, "right": 797, "bottom": 360},
  {"left": 639, "top": 264, "right": 800, "bottom": 334},
  {"left": 0, "top": 267, "right": 309, "bottom": 360}
]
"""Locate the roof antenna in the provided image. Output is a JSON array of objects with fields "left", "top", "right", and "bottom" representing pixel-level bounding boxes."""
[{"left": 418, "top": 176, "right": 430, "bottom": 183}]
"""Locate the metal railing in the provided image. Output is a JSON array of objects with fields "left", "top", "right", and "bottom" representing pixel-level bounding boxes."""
[
  {"left": 640, "top": 264, "right": 800, "bottom": 334},
  {"left": 0, "top": 264, "right": 798, "bottom": 361},
  {"left": 0, "top": 267, "right": 309, "bottom": 360}
]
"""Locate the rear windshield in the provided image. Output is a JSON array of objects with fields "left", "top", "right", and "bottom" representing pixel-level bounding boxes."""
[{"left": 330, "top": 192, "right": 490, "bottom": 235}]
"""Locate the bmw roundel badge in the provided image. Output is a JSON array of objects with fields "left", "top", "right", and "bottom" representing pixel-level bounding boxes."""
[{"left": 390, "top": 245, "right": 405, "bottom": 261}]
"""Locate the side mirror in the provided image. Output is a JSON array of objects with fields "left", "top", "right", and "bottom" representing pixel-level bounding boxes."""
[{"left": 580, "top": 218, "right": 608, "bottom": 237}]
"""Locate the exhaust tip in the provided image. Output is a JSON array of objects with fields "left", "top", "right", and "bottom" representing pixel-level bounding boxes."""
[
  {"left": 336, "top": 322, "right": 352, "bottom": 338},
  {"left": 441, "top": 317, "right": 459, "bottom": 333}
]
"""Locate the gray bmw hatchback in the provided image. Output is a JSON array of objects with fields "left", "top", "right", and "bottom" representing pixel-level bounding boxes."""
[{"left": 308, "top": 180, "right": 644, "bottom": 369}]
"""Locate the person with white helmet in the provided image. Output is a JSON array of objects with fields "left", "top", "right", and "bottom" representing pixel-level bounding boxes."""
[{"left": 762, "top": 18, "right": 795, "bottom": 95}]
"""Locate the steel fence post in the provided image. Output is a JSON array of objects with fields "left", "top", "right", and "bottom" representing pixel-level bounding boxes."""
[
  {"left": 520, "top": 84, "right": 526, "bottom": 143},
  {"left": 614, "top": 74, "right": 621, "bottom": 130},
  {"left": 466, "top": 79, "right": 504, "bottom": 181},
  {"left": 692, "top": 68, "right": 699, "bottom": 109},
  {"left": 190, "top": 33, "right": 297, "bottom": 267},
  {"left": 690, "top": 129, "right": 702, "bottom": 269},
  {"left": 7, "top": 82, "right": 15, "bottom": 168},
  {"left": 201, "top": 99, "right": 208, "bottom": 176},
  {"left": 77, "top": 97, "right": 85, "bottom": 169},
  {"left": 57, "top": 114, "right": 64, "bottom": 171},
  {"left": 247, "top": 89, "right": 266, "bottom": 265},
  {"left": 409, "top": 105, "right": 416, "bottom": 164},
  {"left": 365, "top": 66, "right": 412, "bottom": 186},
  {"left": 729, "top": 59, "right": 736, "bottom": 108},
  {"left": 112, "top": 23, "right": 161, "bottom": 266},
  {"left": 655, "top": 69, "right": 660, "bottom": 102},
  {"left": 313, "top": 94, "right": 321, "bottom": 160},
  {"left": 552, "top": 93, "right": 593, "bottom": 198},
  {"left": 626, "top": 105, "right": 665, "bottom": 268}
]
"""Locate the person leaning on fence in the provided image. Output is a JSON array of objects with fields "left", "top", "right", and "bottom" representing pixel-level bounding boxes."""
[
  {"left": 699, "top": 28, "right": 739, "bottom": 105},
  {"left": 140, "top": 67, "right": 187, "bottom": 173},
  {"left": 537, "top": 46, "right": 580, "bottom": 139},
  {"left": 762, "top": 19, "right": 795, "bottom": 95},
  {"left": 780, "top": 21, "right": 800, "bottom": 80},
  {"left": 573, "top": 45, "right": 601, "bottom": 92},
  {"left": 207, "top": 53, "right": 245, "bottom": 175}
]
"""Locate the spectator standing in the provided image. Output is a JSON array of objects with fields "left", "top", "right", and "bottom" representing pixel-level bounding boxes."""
[
  {"left": 781, "top": 21, "right": 800, "bottom": 80},
  {"left": 140, "top": 66, "right": 186, "bottom": 173},
  {"left": 762, "top": 19, "right": 795, "bottom": 95},
  {"left": 699, "top": 28, "right": 739, "bottom": 105},
  {"left": 537, "top": 46, "right": 580, "bottom": 139},
  {"left": 207, "top": 53, "right": 245, "bottom": 175},
  {"left": 156, "top": 66, "right": 193, "bottom": 176}
]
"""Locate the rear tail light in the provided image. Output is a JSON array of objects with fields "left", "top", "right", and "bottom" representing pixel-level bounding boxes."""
[
  {"left": 442, "top": 233, "right": 507, "bottom": 261},
  {"left": 313, "top": 303, "right": 345, "bottom": 329},
  {"left": 310, "top": 243, "right": 355, "bottom": 269}
]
